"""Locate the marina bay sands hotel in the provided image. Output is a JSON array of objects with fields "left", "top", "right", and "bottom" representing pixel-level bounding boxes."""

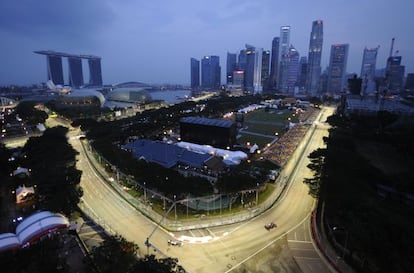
[{"left": 34, "top": 50, "right": 103, "bottom": 88}]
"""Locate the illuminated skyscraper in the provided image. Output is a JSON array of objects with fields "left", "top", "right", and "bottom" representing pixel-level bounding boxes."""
[
  {"left": 269, "top": 37, "right": 280, "bottom": 90},
  {"left": 327, "top": 44, "right": 349, "bottom": 93},
  {"left": 201, "top": 56, "right": 221, "bottom": 89},
  {"left": 360, "top": 46, "right": 379, "bottom": 94},
  {"left": 305, "top": 20, "right": 323, "bottom": 95},
  {"left": 68, "top": 57, "right": 84, "bottom": 88},
  {"left": 190, "top": 58, "right": 200, "bottom": 89}
]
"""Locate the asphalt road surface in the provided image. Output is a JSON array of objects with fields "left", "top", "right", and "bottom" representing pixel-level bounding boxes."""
[{"left": 69, "top": 106, "right": 336, "bottom": 273}]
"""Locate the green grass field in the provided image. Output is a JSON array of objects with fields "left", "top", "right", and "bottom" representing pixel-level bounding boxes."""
[{"left": 237, "top": 108, "right": 299, "bottom": 148}]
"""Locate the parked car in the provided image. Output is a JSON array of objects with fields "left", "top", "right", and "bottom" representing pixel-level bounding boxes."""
[
  {"left": 265, "top": 222, "right": 277, "bottom": 230},
  {"left": 168, "top": 239, "right": 183, "bottom": 246}
]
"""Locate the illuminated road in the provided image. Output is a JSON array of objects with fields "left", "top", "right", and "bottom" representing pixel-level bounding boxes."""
[{"left": 70, "top": 106, "right": 336, "bottom": 273}]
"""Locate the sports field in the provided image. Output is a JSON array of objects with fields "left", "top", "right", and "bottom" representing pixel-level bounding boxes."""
[{"left": 237, "top": 108, "right": 300, "bottom": 148}]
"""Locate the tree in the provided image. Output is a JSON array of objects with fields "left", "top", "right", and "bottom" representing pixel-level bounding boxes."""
[
  {"left": 22, "top": 126, "right": 82, "bottom": 215},
  {"left": 15, "top": 101, "right": 48, "bottom": 125},
  {"left": 87, "top": 235, "right": 139, "bottom": 273},
  {"left": 303, "top": 148, "right": 326, "bottom": 197}
]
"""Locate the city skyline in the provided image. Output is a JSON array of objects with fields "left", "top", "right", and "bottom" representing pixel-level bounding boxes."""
[{"left": 0, "top": 0, "right": 413, "bottom": 86}]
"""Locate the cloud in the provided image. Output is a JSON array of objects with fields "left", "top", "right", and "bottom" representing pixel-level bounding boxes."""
[{"left": 0, "top": 0, "right": 115, "bottom": 44}]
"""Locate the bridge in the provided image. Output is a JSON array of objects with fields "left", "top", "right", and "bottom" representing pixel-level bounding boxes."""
[{"left": 1, "top": 97, "right": 18, "bottom": 109}]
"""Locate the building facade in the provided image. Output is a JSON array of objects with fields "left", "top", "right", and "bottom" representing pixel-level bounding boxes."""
[
  {"left": 180, "top": 117, "right": 237, "bottom": 149},
  {"left": 327, "top": 44, "right": 349, "bottom": 93},
  {"left": 34, "top": 50, "right": 103, "bottom": 87},
  {"left": 278, "top": 45, "right": 300, "bottom": 93},
  {"left": 261, "top": 50, "right": 270, "bottom": 91},
  {"left": 269, "top": 37, "right": 280, "bottom": 91},
  {"left": 226, "top": 52, "right": 237, "bottom": 84},
  {"left": 47, "top": 55, "right": 64, "bottom": 85},
  {"left": 87, "top": 58, "right": 103, "bottom": 86},
  {"left": 360, "top": 46, "right": 379, "bottom": 94},
  {"left": 68, "top": 57, "right": 84, "bottom": 88},
  {"left": 201, "top": 56, "right": 221, "bottom": 89},
  {"left": 190, "top": 58, "right": 200, "bottom": 89},
  {"left": 305, "top": 20, "right": 323, "bottom": 96},
  {"left": 386, "top": 56, "right": 405, "bottom": 93},
  {"left": 244, "top": 45, "right": 263, "bottom": 93}
]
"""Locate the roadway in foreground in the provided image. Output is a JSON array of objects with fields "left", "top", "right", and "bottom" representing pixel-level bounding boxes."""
[{"left": 0, "top": 106, "right": 330, "bottom": 272}]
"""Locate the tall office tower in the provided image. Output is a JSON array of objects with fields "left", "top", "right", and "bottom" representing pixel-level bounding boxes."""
[
  {"left": 269, "top": 37, "right": 280, "bottom": 90},
  {"left": 88, "top": 58, "right": 103, "bottom": 86},
  {"left": 360, "top": 46, "right": 379, "bottom": 94},
  {"left": 190, "top": 58, "right": 200, "bottom": 89},
  {"left": 279, "top": 26, "right": 291, "bottom": 59},
  {"left": 327, "top": 44, "right": 349, "bottom": 93},
  {"left": 244, "top": 45, "right": 263, "bottom": 93},
  {"left": 305, "top": 20, "right": 323, "bottom": 95},
  {"left": 385, "top": 56, "right": 405, "bottom": 93},
  {"left": 278, "top": 45, "right": 300, "bottom": 93},
  {"left": 238, "top": 49, "right": 247, "bottom": 71},
  {"left": 261, "top": 50, "right": 270, "bottom": 90},
  {"left": 201, "top": 55, "right": 221, "bottom": 89},
  {"left": 298, "top": 56, "right": 308, "bottom": 89},
  {"left": 47, "top": 55, "right": 64, "bottom": 85},
  {"left": 226, "top": 52, "right": 237, "bottom": 84},
  {"left": 68, "top": 57, "right": 84, "bottom": 88}
]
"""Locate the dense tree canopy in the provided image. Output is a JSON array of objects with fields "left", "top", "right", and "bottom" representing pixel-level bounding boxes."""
[
  {"left": 21, "top": 126, "right": 82, "bottom": 215},
  {"left": 14, "top": 101, "right": 48, "bottom": 125}
]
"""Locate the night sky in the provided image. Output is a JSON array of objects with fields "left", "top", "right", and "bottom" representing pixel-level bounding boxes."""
[{"left": 0, "top": 0, "right": 412, "bottom": 86}]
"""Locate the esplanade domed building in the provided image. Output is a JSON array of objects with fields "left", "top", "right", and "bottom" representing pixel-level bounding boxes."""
[{"left": 104, "top": 82, "right": 153, "bottom": 108}]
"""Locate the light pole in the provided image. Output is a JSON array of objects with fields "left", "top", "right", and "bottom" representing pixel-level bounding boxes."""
[
  {"left": 143, "top": 182, "right": 146, "bottom": 203},
  {"left": 174, "top": 195, "right": 177, "bottom": 220},
  {"left": 256, "top": 183, "right": 259, "bottom": 206},
  {"left": 333, "top": 226, "right": 349, "bottom": 259}
]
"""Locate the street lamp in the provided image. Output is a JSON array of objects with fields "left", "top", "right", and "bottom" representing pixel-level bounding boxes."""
[
  {"left": 332, "top": 226, "right": 349, "bottom": 259},
  {"left": 143, "top": 182, "right": 146, "bottom": 203},
  {"left": 174, "top": 195, "right": 177, "bottom": 220},
  {"left": 256, "top": 183, "right": 259, "bottom": 205}
]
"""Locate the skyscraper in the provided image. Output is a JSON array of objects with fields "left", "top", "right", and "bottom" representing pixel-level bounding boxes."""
[
  {"left": 68, "top": 57, "right": 84, "bottom": 88},
  {"left": 87, "top": 58, "right": 103, "bottom": 86},
  {"left": 261, "top": 50, "right": 270, "bottom": 90},
  {"left": 305, "top": 20, "right": 323, "bottom": 95},
  {"left": 34, "top": 50, "right": 103, "bottom": 87},
  {"left": 269, "top": 37, "right": 280, "bottom": 91},
  {"left": 360, "top": 46, "right": 379, "bottom": 94},
  {"left": 190, "top": 58, "right": 200, "bottom": 89},
  {"left": 278, "top": 45, "right": 300, "bottom": 93},
  {"left": 327, "top": 44, "right": 349, "bottom": 93},
  {"left": 386, "top": 55, "right": 405, "bottom": 93},
  {"left": 298, "top": 56, "right": 308, "bottom": 89},
  {"left": 279, "top": 26, "right": 291, "bottom": 60},
  {"left": 244, "top": 45, "right": 263, "bottom": 93},
  {"left": 47, "top": 55, "right": 64, "bottom": 85},
  {"left": 226, "top": 52, "right": 237, "bottom": 84},
  {"left": 201, "top": 56, "right": 221, "bottom": 89}
]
